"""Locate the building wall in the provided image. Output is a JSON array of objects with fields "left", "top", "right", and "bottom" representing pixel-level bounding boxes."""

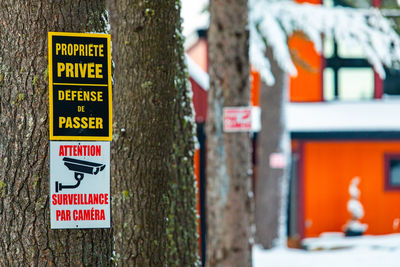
[
  {"left": 289, "top": 33, "right": 323, "bottom": 102},
  {"left": 302, "top": 140, "right": 400, "bottom": 237},
  {"left": 289, "top": 1, "right": 323, "bottom": 102}
]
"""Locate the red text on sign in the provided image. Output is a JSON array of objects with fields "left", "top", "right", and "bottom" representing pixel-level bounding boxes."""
[
  {"left": 56, "top": 209, "right": 106, "bottom": 221},
  {"left": 59, "top": 145, "right": 101, "bottom": 157}
]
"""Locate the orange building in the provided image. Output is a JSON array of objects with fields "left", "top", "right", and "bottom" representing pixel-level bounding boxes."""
[
  {"left": 187, "top": 0, "right": 400, "bottom": 253},
  {"left": 286, "top": 0, "right": 400, "bottom": 239},
  {"left": 288, "top": 101, "right": 400, "bottom": 238}
]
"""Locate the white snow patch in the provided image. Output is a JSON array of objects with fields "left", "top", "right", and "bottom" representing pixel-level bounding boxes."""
[
  {"left": 254, "top": 234, "right": 400, "bottom": 267},
  {"left": 185, "top": 54, "right": 209, "bottom": 91},
  {"left": 348, "top": 200, "right": 364, "bottom": 220},
  {"left": 286, "top": 99, "right": 400, "bottom": 132},
  {"left": 181, "top": 0, "right": 209, "bottom": 47},
  {"left": 303, "top": 233, "right": 400, "bottom": 251}
]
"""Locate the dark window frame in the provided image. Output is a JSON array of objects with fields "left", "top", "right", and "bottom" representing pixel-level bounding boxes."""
[
  {"left": 325, "top": 44, "right": 373, "bottom": 100},
  {"left": 323, "top": 0, "right": 382, "bottom": 100},
  {"left": 384, "top": 153, "right": 400, "bottom": 191}
]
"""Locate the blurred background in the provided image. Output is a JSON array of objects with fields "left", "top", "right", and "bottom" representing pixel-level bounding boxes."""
[{"left": 183, "top": 0, "right": 400, "bottom": 266}]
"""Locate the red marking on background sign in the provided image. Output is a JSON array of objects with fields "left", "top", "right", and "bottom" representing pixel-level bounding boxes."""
[{"left": 223, "top": 107, "right": 252, "bottom": 132}]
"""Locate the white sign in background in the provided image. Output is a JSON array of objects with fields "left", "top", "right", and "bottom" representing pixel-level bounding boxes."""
[
  {"left": 223, "top": 106, "right": 261, "bottom": 133},
  {"left": 50, "top": 141, "right": 110, "bottom": 229}
]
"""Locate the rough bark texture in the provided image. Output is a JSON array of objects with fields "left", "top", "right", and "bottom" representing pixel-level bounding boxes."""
[
  {"left": 108, "top": 0, "right": 199, "bottom": 266},
  {"left": 166, "top": 5, "right": 200, "bottom": 266},
  {"left": 255, "top": 46, "right": 288, "bottom": 249},
  {"left": 206, "top": 0, "right": 253, "bottom": 266},
  {"left": 0, "top": 1, "right": 112, "bottom": 266}
]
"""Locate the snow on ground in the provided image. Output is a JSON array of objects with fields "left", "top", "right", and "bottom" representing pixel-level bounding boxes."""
[
  {"left": 253, "top": 246, "right": 400, "bottom": 267},
  {"left": 303, "top": 233, "right": 400, "bottom": 251},
  {"left": 253, "top": 234, "right": 400, "bottom": 267}
]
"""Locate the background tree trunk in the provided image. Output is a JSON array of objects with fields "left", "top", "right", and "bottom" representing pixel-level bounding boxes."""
[
  {"left": 255, "top": 46, "right": 289, "bottom": 249},
  {"left": 206, "top": 0, "right": 253, "bottom": 266},
  {"left": 0, "top": 1, "right": 112, "bottom": 266},
  {"left": 108, "top": 0, "right": 199, "bottom": 265}
]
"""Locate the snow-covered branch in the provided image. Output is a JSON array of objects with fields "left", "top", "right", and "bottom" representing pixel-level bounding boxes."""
[{"left": 250, "top": 1, "right": 400, "bottom": 85}]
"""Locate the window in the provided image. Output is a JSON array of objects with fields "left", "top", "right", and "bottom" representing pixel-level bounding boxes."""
[
  {"left": 384, "top": 154, "right": 400, "bottom": 191},
  {"left": 323, "top": 39, "right": 375, "bottom": 101},
  {"left": 338, "top": 68, "right": 374, "bottom": 100},
  {"left": 323, "top": 0, "right": 400, "bottom": 99},
  {"left": 322, "top": 0, "right": 382, "bottom": 101}
]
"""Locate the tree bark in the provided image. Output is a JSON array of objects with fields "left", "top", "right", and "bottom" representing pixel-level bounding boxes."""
[
  {"left": 206, "top": 0, "right": 253, "bottom": 266},
  {"left": 108, "top": 0, "right": 199, "bottom": 265},
  {"left": 166, "top": 7, "right": 201, "bottom": 267},
  {"left": 255, "top": 46, "right": 289, "bottom": 249},
  {"left": 0, "top": 1, "right": 112, "bottom": 266}
]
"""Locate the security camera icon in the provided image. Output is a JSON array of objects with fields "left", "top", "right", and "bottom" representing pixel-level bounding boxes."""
[{"left": 55, "top": 157, "right": 106, "bottom": 193}]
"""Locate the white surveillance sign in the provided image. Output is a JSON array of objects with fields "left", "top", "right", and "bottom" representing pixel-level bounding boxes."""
[{"left": 50, "top": 141, "right": 110, "bottom": 229}]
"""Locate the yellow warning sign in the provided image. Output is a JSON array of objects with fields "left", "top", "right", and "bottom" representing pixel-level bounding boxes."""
[{"left": 48, "top": 32, "right": 112, "bottom": 141}]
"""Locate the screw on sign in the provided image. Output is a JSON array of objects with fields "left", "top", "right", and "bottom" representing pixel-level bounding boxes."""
[{"left": 223, "top": 107, "right": 252, "bottom": 132}]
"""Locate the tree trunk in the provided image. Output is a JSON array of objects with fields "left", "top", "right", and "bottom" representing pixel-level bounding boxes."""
[
  {"left": 255, "top": 46, "right": 289, "bottom": 249},
  {"left": 166, "top": 7, "right": 200, "bottom": 267},
  {"left": 206, "top": 0, "right": 253, "bottom": 266},
  {"left": 108, "top": 0, "right": 199, "bottom": 265},
  {"left": 0, "top": 1, "right": 112, "bottom": 266}
]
